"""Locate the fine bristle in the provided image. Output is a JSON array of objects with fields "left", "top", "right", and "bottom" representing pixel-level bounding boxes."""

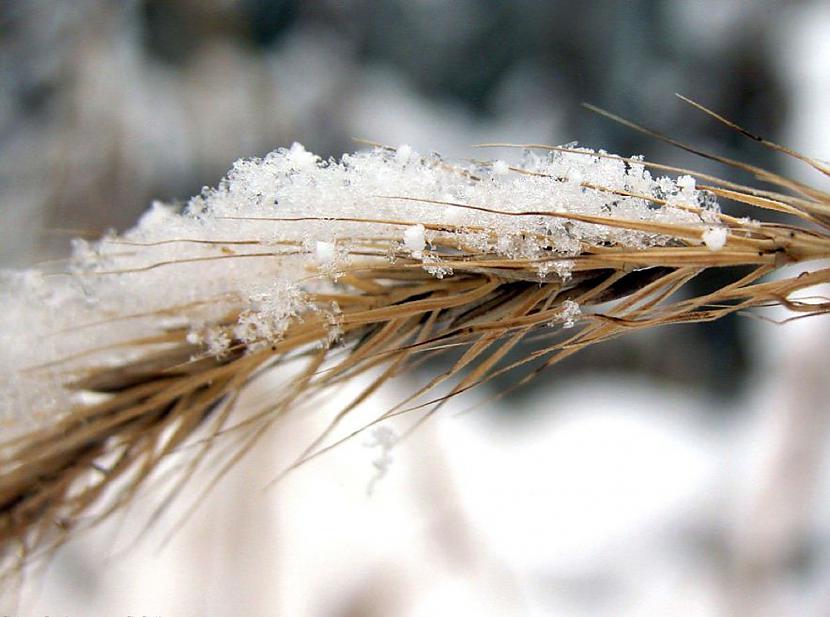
[{"left": 1, "top": 125, "right": 829, "bottom": 582}]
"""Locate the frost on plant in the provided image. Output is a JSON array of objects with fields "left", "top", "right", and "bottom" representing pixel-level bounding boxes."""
[
  {"left": 0, "top": 142, "right": 722, "bottom": 429},
  {"left": 403, "top": 224, "right": 426, "bottom": 256},
  {"left": 702, "top": 226, "right": 728, "bottom": 251},
  {"left": 556, "top": 300, "right": 582, "bottom": 329}
]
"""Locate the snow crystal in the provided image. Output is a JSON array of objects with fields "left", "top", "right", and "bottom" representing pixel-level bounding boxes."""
[
  {"left": 395, "top": 144, "right": 413, "bottom": 165},
  {"left": 285, "top": 142, "right": 319, "bottom": 170},
  {"left": 556, "top": 300, "right": 582, "bottom": 329},
  {"left": 676, "top": 175, "right": 696, "bottom": 191},
  {"left": 422, "top": 254, "right": 453, "bottom": 279},
  {"left": 404, "top": 224, "right": 426, "bottom": 256},
  {"left": 322, "top": 301, "right": 344, "bottom": 346},
  {"left": 234, "top": 282, "right": 306, "bottom": 351},
  {"left": 315, "top": 241, "right": 336, "bottom": 266},
  {"left": 702, "top": 226, "right": 728, "bottom": 251},
  {"left": 492, "top": 160, "right": 510, "bottom": 175}
]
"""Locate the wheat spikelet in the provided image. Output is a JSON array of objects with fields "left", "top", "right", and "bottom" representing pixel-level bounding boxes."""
[{"left": 1, "top": 101, "right": 828, "bottom": 586}]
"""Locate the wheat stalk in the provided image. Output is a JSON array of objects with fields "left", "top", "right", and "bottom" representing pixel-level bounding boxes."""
[{"left": 1, "top": 100, "right": 828, "bottom": 585}]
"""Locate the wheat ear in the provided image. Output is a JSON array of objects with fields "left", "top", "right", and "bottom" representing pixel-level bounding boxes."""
[{"left": 1, "top": 103, "right": 829, "bottom": 582}]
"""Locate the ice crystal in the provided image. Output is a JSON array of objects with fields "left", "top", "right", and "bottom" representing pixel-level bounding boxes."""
[
  {"left": 492, "top": 160, "right": 510, "bottom": 175},
  {"left": 314, "top": 241, "right": 336, "bottom": 266},
  {"left": 557, "top": 300, "right": 582, "bottom": 329},
  {"left": 403, "top": 224, "right": 427, "bottom": 256},
  {"left": 702, "top": 226, "right": 728, "bottom": 251}
]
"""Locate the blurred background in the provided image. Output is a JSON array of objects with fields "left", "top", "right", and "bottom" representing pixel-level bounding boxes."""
[{"left": 2, "top": 1, "right": 829, "bottom": 615}]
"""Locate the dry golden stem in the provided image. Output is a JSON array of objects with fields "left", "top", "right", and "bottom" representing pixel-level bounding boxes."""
[{"left": 2, "top": 110, "right": 830, "bottom": 585}]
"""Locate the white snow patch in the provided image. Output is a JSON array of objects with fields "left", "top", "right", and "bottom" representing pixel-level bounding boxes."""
[
  {"left": 702, "top": 226, "right": 728, "bottom": 251},
  {"left": 395, "top": 143, "right": 413, "bottom": 165},
  {"left": 404, "top": 224, "right": 426, "bottom": 255},
  {"left": 314, "top": 240, "right": 336, "bottom": 266},
  {"left": 492, "top": 159, "right": 510, "bottom": 175}
]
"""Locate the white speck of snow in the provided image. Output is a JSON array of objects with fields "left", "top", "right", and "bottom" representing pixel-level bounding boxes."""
[
  {"left": 395, "top": 144, "right": 413, "bottom": 165},
  {"left": 422, "top": 254, "right": 453, "bottom": 279},
  {"left": 557, "top": 300, "right": 582, "bottom": 329},
  {"left": 676, "top": 175, "right": 696, "bottom": 191},
  {"left": 314, "top": 241, "right": 336, "bottom": 265},
  {"left": 492, "top": 160, "right": 510, "bottom": 175},
  {"left": 204, "top": 327, "right": 231, "bottom": 357},
  {"left": 404, "top": 224, "right": 426, "bottom": 255},
  {"left": 286, "top": 142, "right": 318, "bottom": 170},
  {"left": 702, "top": 226, "right": 728, "bottom": 251}
]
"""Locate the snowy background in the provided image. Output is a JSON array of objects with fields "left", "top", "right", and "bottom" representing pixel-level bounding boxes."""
[{"left": 2, "top": 1, "right": 829, "bottom": 615}]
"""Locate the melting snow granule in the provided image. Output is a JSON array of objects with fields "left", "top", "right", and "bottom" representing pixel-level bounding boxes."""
[{"left": 702, "top": 226, "right": 728, "bottom": 251}]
